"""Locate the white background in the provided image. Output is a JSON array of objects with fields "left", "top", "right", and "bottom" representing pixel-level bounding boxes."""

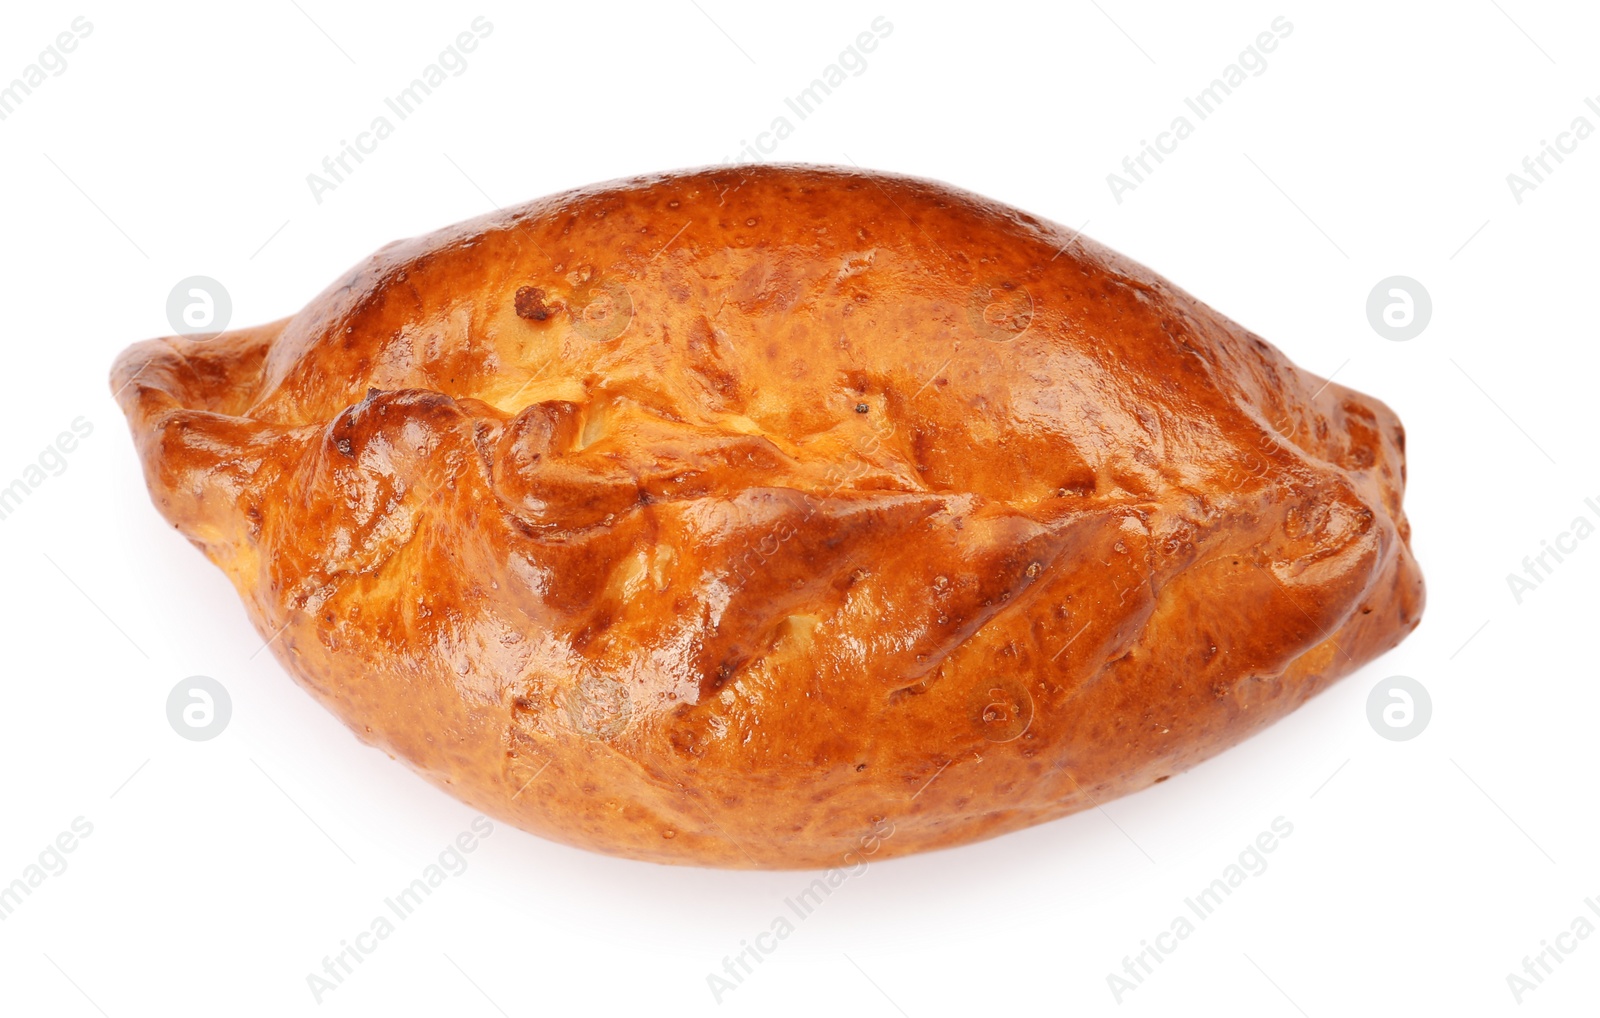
[{"left": 1, "top": 1, "right": 1596, "bottom": 1015}]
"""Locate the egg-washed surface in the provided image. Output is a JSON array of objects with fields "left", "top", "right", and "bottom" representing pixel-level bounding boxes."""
[{"left": 112, "top": 164, "right": 1423, "bottom": 867}]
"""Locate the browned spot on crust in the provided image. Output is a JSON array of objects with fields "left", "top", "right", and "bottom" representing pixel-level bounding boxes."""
[{"left": 515, "top": 285, "right": 554, "bottom": 321}]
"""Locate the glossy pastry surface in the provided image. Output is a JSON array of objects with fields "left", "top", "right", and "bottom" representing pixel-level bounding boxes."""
[{"left": 112, "top": 164, "right": 1423, "bottom": 868}]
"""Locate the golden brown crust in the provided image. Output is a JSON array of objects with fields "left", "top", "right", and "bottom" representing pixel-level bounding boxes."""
[{"left": 112, "top": 164, "right": 1423, "bottom": 868}]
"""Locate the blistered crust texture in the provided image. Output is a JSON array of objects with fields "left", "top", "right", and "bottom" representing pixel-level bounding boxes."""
[{"left": 112, "top": 165, "right": 1423, "bottom": 868}]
